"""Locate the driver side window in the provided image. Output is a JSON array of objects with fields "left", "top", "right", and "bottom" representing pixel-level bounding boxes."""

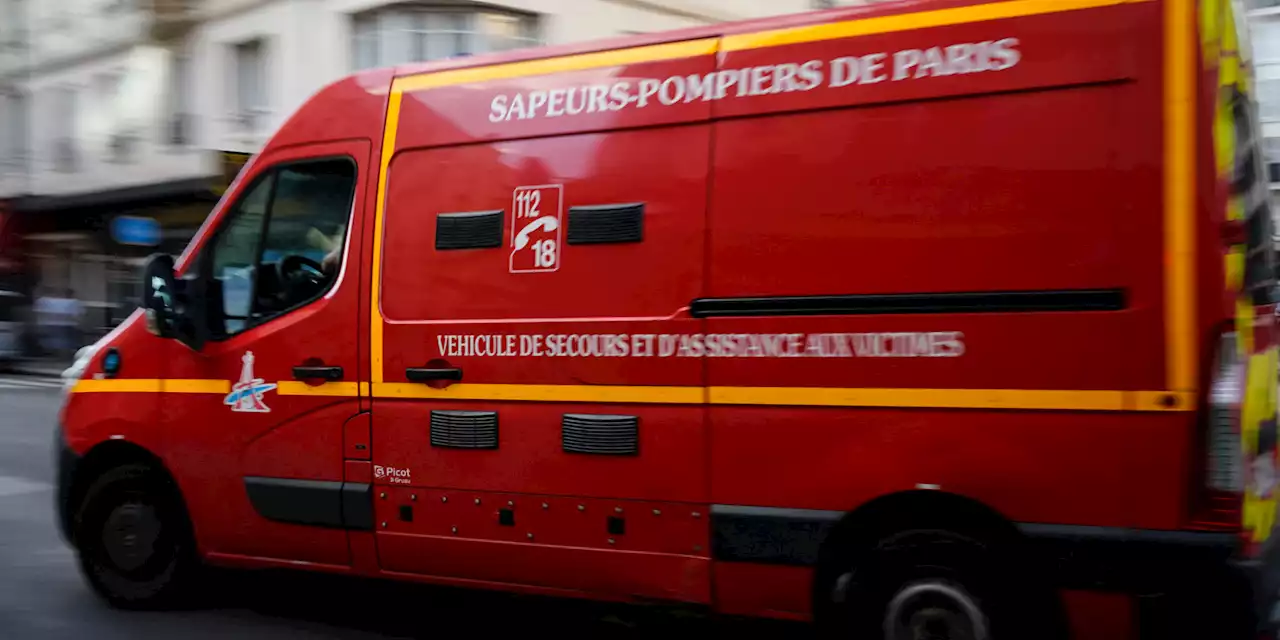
[{"left": 206, "top": 157, "right": 356, "bottom": 339}]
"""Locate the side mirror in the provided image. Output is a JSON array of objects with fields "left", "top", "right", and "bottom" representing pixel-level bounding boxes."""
[
  {"left": 141, "top": 253, "right": 208, "bottom": 351},
  {"left": 142, "top": 253, "right": 178, "bottom": 339}
]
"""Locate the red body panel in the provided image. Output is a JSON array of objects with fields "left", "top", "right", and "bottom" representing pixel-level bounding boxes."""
[
  {"left": 374, "top": 487, "right": 709, "bottom": 602},
  {"left": 714, "top": 563, "right": 812, "bottom": 620},
  {"left": 712, "top": 408, "right": 1189, "bottom": 529},
  {"left": 56, "top": 2, "right": 1250, "bottom": 637},
  {"left": 60, "top": 312, "right": 164, "bottom": 455},
  {"left": 374, "top": 402, "right": 706, "bottom": 502},
  {"left": 380, "top": 126, "right": 710, "bottom": 324}
]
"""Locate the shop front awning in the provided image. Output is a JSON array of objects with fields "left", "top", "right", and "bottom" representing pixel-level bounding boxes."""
[{"left": 9, "top": 176, "right": 219, "bottom": 215}]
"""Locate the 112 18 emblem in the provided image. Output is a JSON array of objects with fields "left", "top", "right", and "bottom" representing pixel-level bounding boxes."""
[{"left": 509, "top": 184, "right": 564, "bottom": 274}]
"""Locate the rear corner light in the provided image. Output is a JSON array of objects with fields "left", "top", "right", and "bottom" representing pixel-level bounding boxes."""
[
  {"left": 1193, "top": 331, "right": 1245, "bottom": 530},
  {"left": 1207, "top": 331, "right": 1245, "bottom": 493}
]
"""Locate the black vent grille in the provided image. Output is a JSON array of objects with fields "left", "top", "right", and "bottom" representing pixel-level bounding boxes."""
[
  {"left": 567, "top": 203, "right": 644, "bottom": 245},
  {"left": 430, "top": 411, "right": 499, "bottom": 449},
  {"left": 562, "top": 414, "right": 638, "bottom": 456},
  {"left": 436, "top": 210, "right": 504, "bottom": 250}
]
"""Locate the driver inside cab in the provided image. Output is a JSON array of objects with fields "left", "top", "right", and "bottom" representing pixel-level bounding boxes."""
[
  {"left": 309, "top": 226, "right": 344, "bottom": 275},
  {"left": 204, "top": 158, "right": 355, "bottom": 338}
]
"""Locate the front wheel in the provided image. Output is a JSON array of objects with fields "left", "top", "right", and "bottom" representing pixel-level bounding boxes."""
[
  {"left": 815, "top": 529, "right": 1062, "bottom": 640},
  {"left": 73, "top": 464, "right": 199, "bottom": 609}
]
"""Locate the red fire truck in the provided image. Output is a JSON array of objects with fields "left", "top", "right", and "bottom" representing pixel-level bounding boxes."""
[{"left": 54, "top": 0, "right": 1280, "bottom": 637}]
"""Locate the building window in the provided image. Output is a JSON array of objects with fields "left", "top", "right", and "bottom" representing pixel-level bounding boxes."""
[
  {"left": 95, "top": 71, "right": 136, "bottom": 164},
  {"left": 1258, "top": 73, "right": 1280, "bottom": 123},
  {"left": 1, "top": 0, "right": 27, "bottom": 55},
  {"left": 350, "top": 6, "right": 540, "bottom": 71},
  {"left": 231, "top": 38, "right": 267, "bottom": 133},
  {"left": 1266, "top": 137, "right": 1280, "bottom": 187},
  {"left": 352, "top": 13, "right": 380, "bottom": 70},
  {"left": 1, "top": 89, "right": 27, "bottom": 169},
  {"left": 51, "top": 86, "right": 79, "bottom": 173},
  {"left": 166, "top": 47, "right": 193, "bottom": 146}
]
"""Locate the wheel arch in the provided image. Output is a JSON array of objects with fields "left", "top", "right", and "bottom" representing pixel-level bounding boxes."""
[
  {"left": 819, "top": 489, "right": 1024, "bottom": 564},
  {"left": 60, "top": 439, "right": 189, "bottom": 549},
  {"left": 811, "top": 489, "right": 1066, "bottom": 634}
]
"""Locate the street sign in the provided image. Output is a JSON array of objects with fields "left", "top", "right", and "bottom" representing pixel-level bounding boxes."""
[{"left": 111, "top": 215, "right": 161, "bottom": 246}]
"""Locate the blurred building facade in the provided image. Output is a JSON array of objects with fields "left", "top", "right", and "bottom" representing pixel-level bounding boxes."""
[
  {"left": 0, "top": 0, "right": 873, "bottom": 347},
  {"left": 1249, "top": 0, "right": 1280, "bottom": 220},
  {"left": 0, "top": 0, "right": 217, "bottom": 342}
]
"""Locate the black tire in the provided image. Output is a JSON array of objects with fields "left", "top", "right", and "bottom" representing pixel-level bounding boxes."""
[
  {"left": 814, "top": 528, "right": 1062, "bottom": 640},
  {"left": 72, "top": 463, "right": 199, "bottom": 609}
]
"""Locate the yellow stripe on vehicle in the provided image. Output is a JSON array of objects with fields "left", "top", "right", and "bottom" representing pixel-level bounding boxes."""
[
  {"left": 68, "top": 379, "right": 1192, "bottom": 412},
  {"left": 71, "top": 379, "right": 362, "bottom": 397},
  {"left": 72, "top": 379, "right": 163, "bottom": 394},
  {"left": 369, "top": 90, "right": 402, "bottom": 386},
  {"left": 1164, "top": 0, "right": 1196, "bottom": 392},
  {"left": 721, "top": 0, "right": 1150, "bottom": 52},
  {"left": 393, "top": 39, "right": 720, "bottom": 94},
  {"left": 164, "top": 379, "right": 231, "bottom": 394},
  {"left": 373, "top": 382, "right": 704, "bottom": 404},
  {"left": 71, "top": 379, "right": 228, "bottom": 394},
  {"left": 276, "top": 381, "right": 364, "bottom": 397},
  {"left": 710, "top": 386, "right": 1130, "bottom": 411},
  {"left": 372, "top": 383, "right": 1192, "bottom": 412},
  {"left": 1128, "top": 390, "right": 1197, "bottom": 412}
]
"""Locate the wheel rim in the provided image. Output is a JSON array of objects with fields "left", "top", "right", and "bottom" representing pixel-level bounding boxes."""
[
  {"left": 100, "top": 500, "right": 163, "bottom": 574},
  {"left": 884, "top": 580, "right": 988, "bottom": 640}
]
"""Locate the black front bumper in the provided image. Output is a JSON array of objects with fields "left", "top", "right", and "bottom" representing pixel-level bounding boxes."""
[
  {"left": 53, "top": 425, "right": 80, "bottom": 546},
  {"left": 1022, "top": 523, "right": 1270, "bottom": 639}
]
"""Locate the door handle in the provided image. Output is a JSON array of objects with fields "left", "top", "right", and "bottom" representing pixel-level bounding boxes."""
[
  {"left": 405, "top": 367, "right": 463, "bottom": 383},
  {"left": 292, "top": 365, "right": 344, "bottom": 382}
]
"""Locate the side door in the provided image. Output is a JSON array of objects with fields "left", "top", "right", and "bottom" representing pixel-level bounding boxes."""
[
  {"left": 160, "top": 140, "right": 369, "bottom": 567},
  {"left": 370, "top": 126, "right": 711, "bottom": 598}
]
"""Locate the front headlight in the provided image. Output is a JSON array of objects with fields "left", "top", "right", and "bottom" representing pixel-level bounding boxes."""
[{"left": 61, "top": 345, "right": 98, "bottom": 393}]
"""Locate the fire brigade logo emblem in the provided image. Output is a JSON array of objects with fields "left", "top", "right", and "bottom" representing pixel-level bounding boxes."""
[{"left": 224, "top": 351, "right": 277, "bottom": 413}]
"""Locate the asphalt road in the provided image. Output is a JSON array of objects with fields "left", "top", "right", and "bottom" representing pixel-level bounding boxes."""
[{"left": 0, "top": 378, "right": 808, "bottom": 639}]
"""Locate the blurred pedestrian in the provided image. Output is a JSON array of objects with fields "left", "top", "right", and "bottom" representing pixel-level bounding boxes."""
[
  {"left": 59, "top": 289, "right": 83, "bottom": 355},
  {"left": 34, "top": 289, "right": 83, "bottom": 357},
  {"left": 33, "top": 289, "right": 54, "bottom": 355}
]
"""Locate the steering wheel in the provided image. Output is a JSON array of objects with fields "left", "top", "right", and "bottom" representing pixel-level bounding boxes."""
[{"left": 278, "top": 255, "right": 327, "bottom": 293}]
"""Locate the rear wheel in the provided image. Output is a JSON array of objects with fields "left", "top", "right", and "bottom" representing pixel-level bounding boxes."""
[
  {"left": 73, "top": 464, "right": 198, "bottom": 609},
  {"left": 815, "top": 528, "right": 1061, "bottom": 640}
]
